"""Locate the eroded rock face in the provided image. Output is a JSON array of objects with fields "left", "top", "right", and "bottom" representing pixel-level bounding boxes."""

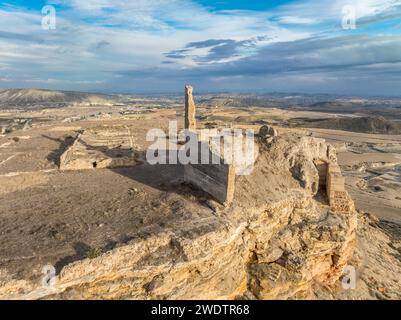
[
  {"left": 267, "top": 135, "right": 337, "bottom": 196},
  {"left": 0, "top": 134, "right": 357, "bottom": 300}
]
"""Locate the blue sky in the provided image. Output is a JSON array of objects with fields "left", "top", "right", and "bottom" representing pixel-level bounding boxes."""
[{"left": 1, "top": 0, "right": 401, "bottom": 95}]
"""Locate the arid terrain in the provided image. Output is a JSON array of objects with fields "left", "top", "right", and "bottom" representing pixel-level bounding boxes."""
[{"left": 0, "top": 89, "right": 400, "bottom": 300}]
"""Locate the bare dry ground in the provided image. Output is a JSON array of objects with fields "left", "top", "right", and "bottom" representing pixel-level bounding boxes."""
[
  {"left": 309, "top": 129, "right": 401, "bottom": 224},
  {"left": 0, "top": 107, "right": 200, "bottom": 282},
  {"left": 0, "top": 102, "right": 400, "bottom": 299}
]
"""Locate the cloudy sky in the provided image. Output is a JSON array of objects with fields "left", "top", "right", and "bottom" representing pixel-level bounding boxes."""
[{"left": 1, "top": 0, "right": 401, "bottom": 95}]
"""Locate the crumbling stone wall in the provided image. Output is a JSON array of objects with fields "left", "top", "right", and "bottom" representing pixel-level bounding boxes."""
[
  {"left": 326, "top": 163, "right": 354, "bottom": 213},
  {"left": 184, "top": 140, "right": 236, "bottom": 205},
  {"left": 59, "top": 127, "right": 139, "bottom": 170},
  {"left": 183, "top": 86, "right": 237, "bottom": 205},
  {"left": 184, "top": 162, "right": 235, "bottom": 205}
]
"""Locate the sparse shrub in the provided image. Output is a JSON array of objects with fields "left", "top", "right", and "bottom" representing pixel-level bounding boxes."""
[
  {"left": 12, "top": 137, "right": 19, "bottom": 142},
  {"left": 86, "top": 248, "right": 102, "bottom": 259}
]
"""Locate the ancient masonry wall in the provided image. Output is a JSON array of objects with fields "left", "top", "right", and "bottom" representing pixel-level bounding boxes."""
[
  {"left": 59, "top": 133, "right": 82, "bottom": 170},
  {"left": 184, "top": 140, "right": 236, "bottom": 204},
  {"left": 326, "top": 163, "right": 354, "bottom": 213},
  {"left": 59, "top": 127, "right": 137, "bottom": 170},
  {"left": 184, "top": 163, "right": 235, "bottom": 205},
  {"left": 183, "top": 85, "right": 236, "bottom": 205}
]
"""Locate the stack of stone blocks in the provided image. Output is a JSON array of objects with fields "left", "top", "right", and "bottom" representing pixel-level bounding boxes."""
[{"left": 326, "top": 163, "right": 354, "bottom": 213}]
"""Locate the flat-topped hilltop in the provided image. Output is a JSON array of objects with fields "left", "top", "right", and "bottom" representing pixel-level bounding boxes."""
[{"left": 0, "top": 89, "right": 116, "bottom": 108}]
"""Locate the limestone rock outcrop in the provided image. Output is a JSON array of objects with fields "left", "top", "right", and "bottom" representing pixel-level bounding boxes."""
[{"left": 266, "top": 135, "right": 337, "bottom": 196}]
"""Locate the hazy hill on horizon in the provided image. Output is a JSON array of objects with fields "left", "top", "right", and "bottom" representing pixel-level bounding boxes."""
[
  {"left": 0, "top": 88, "right": 117, "bottom": 108},
  {"left": 289, "top": 116, "right": 401, "bottom": 135}
]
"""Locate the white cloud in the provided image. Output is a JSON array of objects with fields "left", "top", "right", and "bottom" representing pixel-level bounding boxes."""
[
  {"left": 278, "top": 16, "right": 318, "bottom": 24},
  {"left": 273, "top": 0, "right": 401, "bottom": 23}
]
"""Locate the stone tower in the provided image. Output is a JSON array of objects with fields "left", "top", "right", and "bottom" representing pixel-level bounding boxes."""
[{"left": 185, "top": 85, "right": 196, "bottom": 130}]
